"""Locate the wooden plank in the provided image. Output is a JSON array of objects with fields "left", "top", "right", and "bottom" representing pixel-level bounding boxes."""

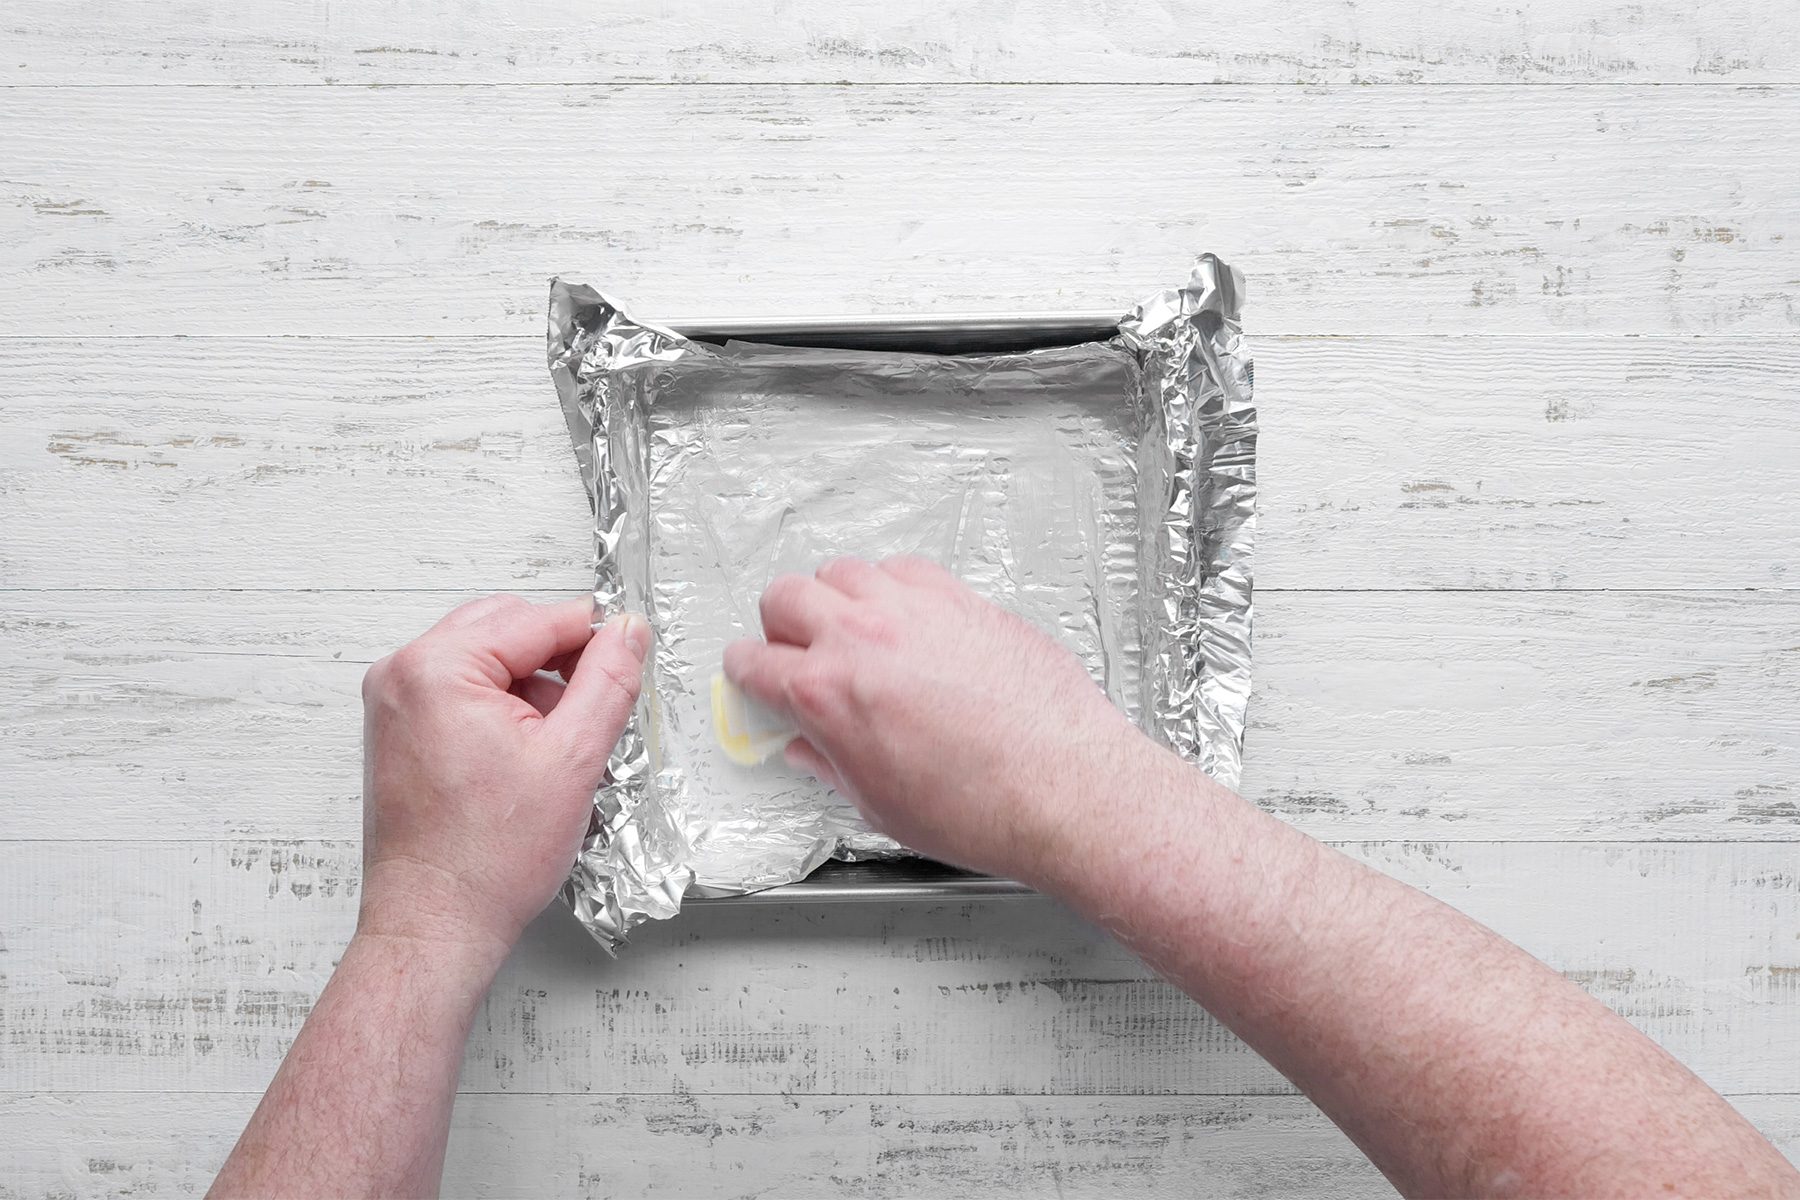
[
  {"left": 1, "top": 839, "right": 1794, "bottom": 1097},
  {"left": 3, "top": 336, "right": 1796, "bottom": 592},
  {"left": 1263, "top": 337, "right": 1800, "bottom": 591},
  {"left": 9, "top": 0, "right": 1800, "bottom": 86},
  {"left": 2, "top": 87, "right": 1796, "bottom": 336},
  {"left": 5, "top": 1092, "right": 1794, "bottom": 1200},
  {"left": 0, "top": 1093, "right": 1374, "bottom": 1200},
  {"left": 0, "top": 338, "right": 590, "bottom": 593},
  {"left": 4, "top": 589, "right": 1795, "bottom": 842},
  {"left": 6, "top": 1091, "right": 1793, "bottom": 1199}
]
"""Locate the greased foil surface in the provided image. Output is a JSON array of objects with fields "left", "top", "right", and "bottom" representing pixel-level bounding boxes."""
[{"left": 548, "top": 256, "right": 1255, "bottom": 951}]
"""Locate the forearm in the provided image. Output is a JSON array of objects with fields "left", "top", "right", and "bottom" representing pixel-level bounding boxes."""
[
  {"left": 1028, "top": 734, "right": 1796, "bottom": 1198},
  {"left": 209, "top": 932, "right": 504, "bottom": 1199},
  {"left": 209, "top": 596, "right": 641, "bottom": 1196}
]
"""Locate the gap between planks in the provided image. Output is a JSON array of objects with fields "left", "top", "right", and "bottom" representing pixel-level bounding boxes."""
[
  {"left": 1, "top": 1088, "right": 1791, "bottom": 1098},
  {"left": 0, "top": 838, "right": 1792, "bottom": 846},
  {"left": 3, "top": 81, "right": 1794, "bottom": 89},
  {"left": 12, "top": 0, "right": 1800, "bottom": 87},
  {"left": 6, "top": 85, "right": 1797, "bottom": 337},
  {"left": 3, "top": 332, "right": 1798, "bottom": 339},
  {"left": 0, "top": 586, "right": 1792, "bottom": 597}
]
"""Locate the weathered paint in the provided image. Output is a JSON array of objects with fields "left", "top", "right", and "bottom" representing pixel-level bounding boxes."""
[
  {"left": 4, "top": 6, "right": 1799, "bottom": 1194},
  {"left": 1, "top": 87, "right": 1796, "bottom": 335},
  {"left": 2, "top": 591, "right": 1797, "bottom": 840},
  {"left": 1, "top": 841, "right": 1794, "bottom": 1097},
  {"left": 3, "top": 338, "right": 1798, "bottom": 591},
  {"left": 9, "top": 0, "right": 1800, "bottom": 85}
]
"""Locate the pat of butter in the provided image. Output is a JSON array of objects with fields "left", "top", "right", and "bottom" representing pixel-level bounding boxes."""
[{"left": 711, "top": 673, "right": 799, "bottom": 766}]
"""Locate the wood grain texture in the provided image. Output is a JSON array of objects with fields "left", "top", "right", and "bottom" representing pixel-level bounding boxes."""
[
  {"left": 2, "top": 840, "right": 1795, "bottom": 1098},
  {"left": 7, "top": 8, "right": 1800, "bottom": 1192},
  {"left": 0, "top": 1093, "right": 1383, "bottom": 1200},
  {"left": 18, "top": 1093, "right": 1800, "bottom": 1199},
  {"left": 3, "top": 336, "right": 1796, "bottom": 592},
  {"left": 11, "top": 1092, "right": 1794, "bottom": 1200},
  {"left": 10, "top": 1091, "right": 1792, "bottom": 1199},
  {"left": 9, "top": 0, "right": 1800, "bottom": 85},
  {"left": 3, "top": 589, "right": 1797, "bottom": 842},
  {"left": 7, "top": 1096, "right": 1798, "bottom": 1200},
  {"left": 2, "top": 86, "right": 1796, "bottom": 336}
]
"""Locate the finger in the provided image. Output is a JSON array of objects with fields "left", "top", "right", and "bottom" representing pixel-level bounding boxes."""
[
  {"left": 511, "top": 672, "right": 567, "bottom": 717},
  {"left": 428, "top": 593, "right": 528, "bottom": 635},
  {"left": 547, "top": 612, "right": 651, "bottom": 764},
  {"left": 454, "top": 597, "right": 600, "bottom": 688},
  {"left": 878, "top": 555, "right": 961, "bottom": 591},
  {"left": 783, "top": 736, "right": 846, "bottom": 794},
  {"left": 544, "top": 648, "right": 582, "bottom": 682},
  {"left": 759, "top": 573, "right": 849, "bottom": 647},
  {"left": 723, "top": 638, "right": 809, "bottom": 715},
  {"left": 815, "top": 556, "right": 892, "bottom": 599}
]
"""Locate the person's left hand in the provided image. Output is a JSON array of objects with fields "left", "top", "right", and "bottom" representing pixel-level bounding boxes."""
[{"left": 357, "top": 595, "right": 650, "bottom": 956}]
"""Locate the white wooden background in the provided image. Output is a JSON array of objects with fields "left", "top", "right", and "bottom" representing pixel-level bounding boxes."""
[{"left": 3, "top": 3, "right": 1798, "bottom": 1196}]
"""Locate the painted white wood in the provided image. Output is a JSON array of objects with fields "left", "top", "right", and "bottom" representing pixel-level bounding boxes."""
[
  {"left": 3, "top": 336, "right": 1796, "bottom": 592},
  {"left": 6, "top": 1093, "right": 1798, "bottom": 1200},
  {"left": 9, "top": 1091, "right": 1793, "bottom": 1199},
  {"left": 3, "top": 589, "right": 1796, "bottom": 841},
  {"left": 2, "top": 840, "right": 1795, "bottom": 1098},
  {"left": 53, "top": 1092, "right": 1800, "bottom": 1200},
  {"left": 6, "top": 7, "right": 1800, "bottom": 1192},
  {"left": 6, "top": 1094, "right": 1360, "bottom": 1198},
  {"left": 3, "top": 86, "right": 1796, "bottom": 337},
  {"left": 10, "top": 0, "right": 1800, "bottom": 85},
  {"left": 0, "top": 1093, "right": 1381, "bottom": 1200}
]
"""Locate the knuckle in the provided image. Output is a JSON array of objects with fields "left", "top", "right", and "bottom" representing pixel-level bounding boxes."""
[
  {"left": 842, "top": 606, "right": 898, "bottom": 647},
  {"left": 384, "top": 643, "right": 440, "bottom": 688},
  {"left": 816, "top": 556, "right": 864, "bottom": 585},
  {"left": 444, "top": 597, "right": 484, "bottom": 621},
  {"left": 786, "top": 662, "right": 846, "bottom": 718},
  {"left": 387, "top": 643, "right": 425, "bottom": 676},
  {"left": 950, "top": 585, "right": 985, "bottom": 616},
  {"left": 759, "top": 573, "right": 805, "bottom": 619},
  {"left": 762, "top": 573, "right": 801, "bottom": 603},
  {"left": 480, "top": 593, "right": 531, "bottom": 618},
  {"left": 445, "top": 594, "right": 490, "bottom": 619},
  {"left": 720, "top": 638, "right": 755, "bottom": 680},
  {"left": 361, "top": 655, "right": 394, "bottom": 700},
  {"left": 882, "top": 554, "right": 949, "bottom": 585},
  {"left": 844, "top": 658, "right": 894, "bottom": 714},
  {"left": 587, "top": 654, "right": 644, "bottom": 710}
]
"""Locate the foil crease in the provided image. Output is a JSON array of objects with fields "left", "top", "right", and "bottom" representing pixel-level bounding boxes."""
[
  {"left": 1119, "top": 255, "right": 1256, "bottom": 786},
  {"left": 548, "top": 282, "right": 694, "bottom": 948},
  {"left": 548, "top": 256, "right": 1255, "bottom": 951}
]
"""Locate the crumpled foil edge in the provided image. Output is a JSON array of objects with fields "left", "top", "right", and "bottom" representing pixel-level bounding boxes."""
[
  {"left": 548, "top": 280, "right": 695, "bottom": 951},
  {"left": 547, "top": 256, "right": 1255, "bottom": 952},
  {"left": 1120, "top": 254, "right": 1256, "bottom": 790}
]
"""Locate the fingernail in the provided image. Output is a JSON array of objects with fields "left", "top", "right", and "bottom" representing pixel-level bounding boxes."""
[{"left": 618, "top": 613, "right": 652, "bottom": 662}]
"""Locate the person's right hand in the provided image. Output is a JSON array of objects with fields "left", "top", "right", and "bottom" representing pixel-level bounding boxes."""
[{"left": 723, "top": 556, "right": 1145, "bottom": 883}]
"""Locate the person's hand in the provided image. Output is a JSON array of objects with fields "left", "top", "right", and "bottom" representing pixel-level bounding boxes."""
[
  {"left": 357, "top": 595, "right": 650, "bottom": 957},
  {"left": 723, "top": 556, "right": 1143, "bottom": 883}
]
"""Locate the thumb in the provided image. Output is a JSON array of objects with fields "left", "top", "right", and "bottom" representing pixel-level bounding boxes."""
[{"left": 547, "top": 612, "right": 650, "bottom": 770}]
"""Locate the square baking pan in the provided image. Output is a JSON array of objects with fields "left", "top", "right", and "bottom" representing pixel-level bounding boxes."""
[
  {"left": 550, "top": 258, "right": 1254, "bottom": 946},
  {"left": 672, "top": 312, "right": 1119, "bottom": 905}
]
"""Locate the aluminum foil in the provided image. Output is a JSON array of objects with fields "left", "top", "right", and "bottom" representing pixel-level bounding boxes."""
[{"left": 548, "top": 256, "right": 1255, "bottom": 950}]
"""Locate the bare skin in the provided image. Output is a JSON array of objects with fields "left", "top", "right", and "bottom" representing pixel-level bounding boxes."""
[
  {"left": 213, "top": 564, "right": 1799, "bottom": 1198},
  {"left": 210, "top": 596, "right": 649, "bottom": 1198},
  {"left": 727, "top": 556, "right": 1799, "bottom": 1198}
]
